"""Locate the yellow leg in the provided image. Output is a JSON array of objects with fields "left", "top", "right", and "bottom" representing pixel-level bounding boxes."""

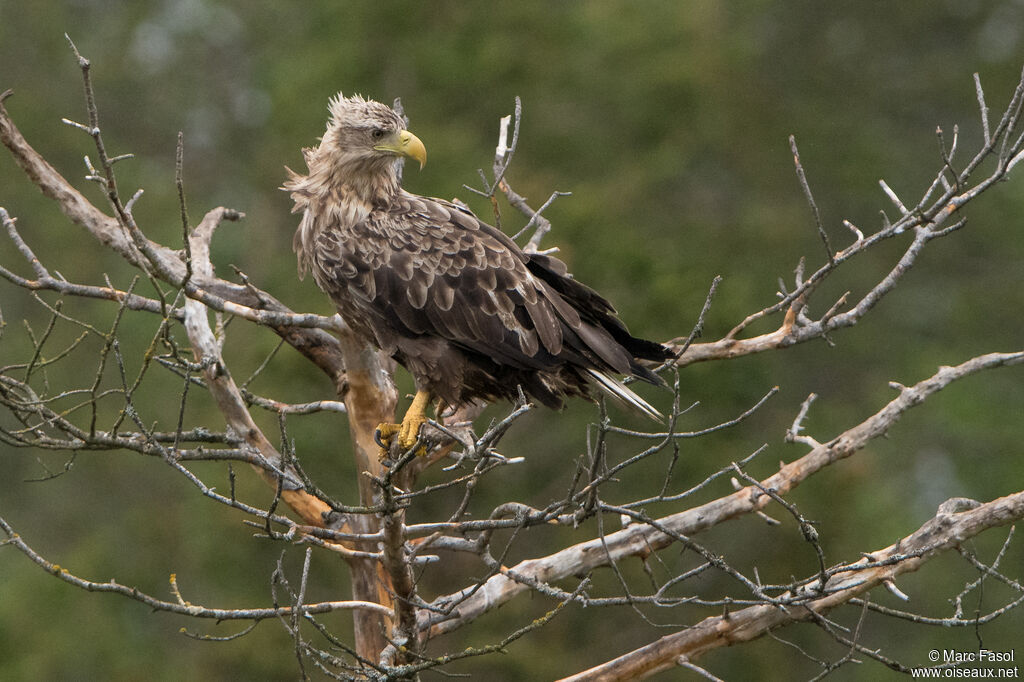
[
  {"left": 375, "top": 390, "right": 431, "bottom": 458},
  {"left": 398, "top": 389, "right": 430, "bottom": 450}
]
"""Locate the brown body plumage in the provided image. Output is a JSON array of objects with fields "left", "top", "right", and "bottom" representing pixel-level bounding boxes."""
[{"left": 286, "top": 94, "right": 672, "bottom": 421}]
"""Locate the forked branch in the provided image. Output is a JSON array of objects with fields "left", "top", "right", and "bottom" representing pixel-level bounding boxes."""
[{"left": 560, "top": 491, "right": 1024, "bottom": 681}]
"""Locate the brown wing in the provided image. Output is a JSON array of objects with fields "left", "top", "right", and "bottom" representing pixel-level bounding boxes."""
[{"left": 312, "top": 191, "right": 667, "bottom": 386}]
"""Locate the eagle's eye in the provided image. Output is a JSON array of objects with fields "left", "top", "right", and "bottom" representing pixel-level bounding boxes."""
[{"left": 371, "top": 128, "right": 386, "bottom": 140}]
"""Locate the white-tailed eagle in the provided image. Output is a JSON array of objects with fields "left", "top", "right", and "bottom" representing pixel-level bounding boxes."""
[{"left": 285, "top": 94, "right": 673, "bottom": 453}]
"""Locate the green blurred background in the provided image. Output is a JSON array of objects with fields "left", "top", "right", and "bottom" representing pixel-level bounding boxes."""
[{"left": 2, "top": 2, "right": 1023, "bottom": 680}]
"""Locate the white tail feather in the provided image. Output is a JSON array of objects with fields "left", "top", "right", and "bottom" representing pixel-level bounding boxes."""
[{"left": 585, "top": 370, "right": 664, "bottom": 422}]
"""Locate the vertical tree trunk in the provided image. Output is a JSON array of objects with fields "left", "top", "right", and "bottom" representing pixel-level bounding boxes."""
[{"left": 336, "top": 328, "right": 399, "bottom": 663}]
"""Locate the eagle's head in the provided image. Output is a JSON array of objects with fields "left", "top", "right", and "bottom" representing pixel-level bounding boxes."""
[
  {"left": 284, "top": 94, "right": 428, "bottom": 272},
  {"left": 290, "top": 94, "right": 427, "bottom": 206},
  {"left": 287, "top": 94, "right": 426, "bottom": 207},
  {"left": 321, "top": 94, "right": 426, "bottom": 181}
]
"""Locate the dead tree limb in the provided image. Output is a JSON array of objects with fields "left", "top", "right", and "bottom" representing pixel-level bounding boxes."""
[
  {"left": 422, "top": 352, "right": 1024, "bottom": 637},
  {"left": 559, "top": 491, "right": 1024, "bottom": 681}
]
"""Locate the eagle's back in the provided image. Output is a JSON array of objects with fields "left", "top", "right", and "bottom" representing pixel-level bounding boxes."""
[{"left": 298, "top": 189, "right": 671, "bottom": 410}]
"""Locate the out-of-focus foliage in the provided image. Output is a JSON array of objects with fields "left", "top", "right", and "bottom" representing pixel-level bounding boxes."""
[{"left": 1, "top": 2, "right": 1023, "bottom": 680}]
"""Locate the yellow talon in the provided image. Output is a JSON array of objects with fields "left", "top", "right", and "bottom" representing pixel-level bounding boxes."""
[
  {"left": 374, "top": 422, "right": 401, "bottom": 450},
  {"left": 375, "top": 389, "right": 432, "bottom": 459}
]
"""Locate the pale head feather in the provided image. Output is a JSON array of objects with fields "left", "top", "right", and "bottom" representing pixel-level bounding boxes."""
[
  {"left": 284, "top": 93, "right": 409, "bottom": 275},
  {"left": 284, "top": 92, "right": 408, "bottom": 203}
]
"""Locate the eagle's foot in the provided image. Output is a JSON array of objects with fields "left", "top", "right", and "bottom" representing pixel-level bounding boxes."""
[
  {"left": 374, "top": 420, "right": 428, "bottom": 460},
  {"left": 400, "top": 411, "right": 428, "bottom": 451},
  {"left": 374, "top": 422, "right": 401, "bottom": 456},
  {"left": 375, "top": 390, "right": 432, "bottom": 460}
]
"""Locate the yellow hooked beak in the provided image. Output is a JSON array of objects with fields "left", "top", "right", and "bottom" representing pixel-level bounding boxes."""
[{"left": 374, "top": 129, "right": 427, "bottom": 170}]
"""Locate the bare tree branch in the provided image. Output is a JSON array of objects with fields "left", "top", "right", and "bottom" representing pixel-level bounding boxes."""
[
  {"left": 0, "top": 92, "right": 347, "bottom": 384},
  {"left": 422, "top": 352, "right": 1023, "bottom": 637},
  {"left": 0, "top": 514, "right": 394, "bottom": 621},
  {"left": 672, "top": 65, "right": 1024, "bottom": 366},
  {"left": 559, "top": 491, "right": 1024, "bottom": 680},
  {"left": 181, "top": 206, "right": 333, "bottom": 523}
]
